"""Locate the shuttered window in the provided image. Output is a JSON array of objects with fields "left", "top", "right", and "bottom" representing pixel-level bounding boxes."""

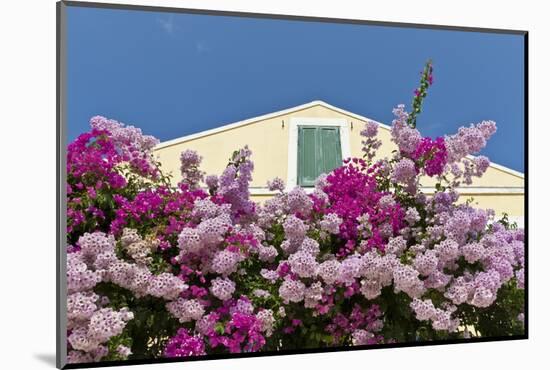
[{"left": 297, "top": 126, "right": 342, "bottom": 187}]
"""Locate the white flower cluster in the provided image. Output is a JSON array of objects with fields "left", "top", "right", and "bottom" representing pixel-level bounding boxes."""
[{"left": 120, "top": 228, "right": 159, "bottom": 265}]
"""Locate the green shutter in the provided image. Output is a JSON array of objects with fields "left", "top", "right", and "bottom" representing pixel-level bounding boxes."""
[
  {"left": 319, "top": 127, "right": 342, "bottom": 175},
  {"left": 298, "top": 126, "right": 318, "bottom": 186},
  {"left": 297, "top": 126, "right": 342, "bottom": 187}
]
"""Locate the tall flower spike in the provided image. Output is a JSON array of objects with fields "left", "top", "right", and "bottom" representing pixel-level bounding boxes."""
[{"left": 407, "top": 59, "right": 434, "bottom": 128}]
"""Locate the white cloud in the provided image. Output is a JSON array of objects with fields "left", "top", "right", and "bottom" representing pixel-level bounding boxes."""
[
  {"left": 157, "top": 15, "right": 175, "bottom": 34},
  {"left": 195, "top": 41, "right": 210, "bottom": 54}
]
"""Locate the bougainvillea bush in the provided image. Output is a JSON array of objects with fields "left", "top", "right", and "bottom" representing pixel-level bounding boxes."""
[{"left": 65, "top": 62, "right": 525, "bottom": 364}]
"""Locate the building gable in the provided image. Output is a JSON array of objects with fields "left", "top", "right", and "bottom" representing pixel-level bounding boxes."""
[{"left": 153, "top": 100, "right": 524, "bottom": 219}]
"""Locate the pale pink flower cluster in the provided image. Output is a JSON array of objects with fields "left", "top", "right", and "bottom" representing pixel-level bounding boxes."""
[
  {"left": 390, "top": 105, "right": 422, "bottom": 155},
  {"left": 413, "top": 250, "right": 438, "bottom": 276},
  {"left": 442, "top": 121, "right": 497, "bottom": 186},
  {"left": 320, "top": 213, "right": 343, "bottom": 234},
  {"left": 218, "top": 145, "right": 255, "bottom": 216},
  {"left": 304, "top": 282, "right": 324, "bottom": 308},
  {"left": 267, "top": 177, "right": 286, "bottom": 192},
  {"left": 445, "top": 121, "right": 497, "bottom": 162},
  {"left": 287, "top": 187, "right": 314, "bottom": 215},
  {"left": 279, "top": 277, "right": 306, "bottom": 303},
  {"left": 68, "top": 307, "right": 133, "bottom": 360},
  {"left": 89, "top": 115, "right": 160, "bottom": 178},
  {"left": 361, "top": 120, "right": 383, "bottom": 162},
  {"left": 338, "top": 254, "right": 364, "bottom": 286},
  {"left": 299, "top": 237, "right": 320, "bottom": 256},
  {"left": 351, "top": 329, "right": 375, "bottom": 345},
  {"left": 179, "top": 149, "right": 205, "bottom": 189},
  {"left": 318, "top": 259, "right": 341, "bottom": 285},
  {"left": 166, "top": 298, "right": 205, "bottom": 323},
  {"left": 230, "top": 296, "right": 255, "bottom": 315},
  {"left": 256, "top": 309, "right": 276, "bottom": 336},
  {"left": 205, "top": 174, "right": 219, "bottom": 191},
  {"left": 210, "top": 277, "right": 236, "bottom": 301},
  {"left": 90, "top": 115, "right": 159, "bottom": 151},
  {"left": 410, "top": 299, "right": 459, "bottom": 332},
  {"left": 258, "top": 244, "right": 279, "bottom": 262},
  {"left": 67, "top": 231, "right": 191, "bottom": 362},
  {"left": 283, "top": 215, "right": 308, "bottom": 245},
  {"left": 386, "top": 236, "right": 407, "bottom": 256},
  {"left": 392, "top": 158, "right": 417, "bottom": 184},
  {"left": 393, "top": 264, "right": 425, "bottom": 298},
  {"left": 192, "top": 198, "right": 231, "bottom": 220},
  {"left": 288, "top": 250, "right": 318, "bottom": 278},
  {"left": 211, "top": 250, "right": 243, "bottom": 276}
]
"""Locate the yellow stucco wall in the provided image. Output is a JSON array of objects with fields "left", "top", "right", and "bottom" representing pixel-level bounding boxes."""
[
  {"left": 154, "top": 108, "right": 291, "bottom": 189},
  {"left": 154, "top": 103, "right": 524, "bottom": 218},
  {"left": 458, "top": 194, "right": 524, "bottom": 218}
]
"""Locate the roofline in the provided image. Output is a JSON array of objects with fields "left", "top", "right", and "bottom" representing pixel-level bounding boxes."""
[
  {"left": 464, "top": 155, "right": 524, "bottom": 179},
  {"left": 318, "top": 101, "right": 392, "bottom": 131},
  {"left": 154, "top": 100, "right": 524, "bottom": 179},
  {"left": 154, "top": 100, "right": 390, "bottom": 150}
]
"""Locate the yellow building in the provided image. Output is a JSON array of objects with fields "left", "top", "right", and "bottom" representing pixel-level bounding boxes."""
[{"left": 154, "top": 101, "right": 524, "bottom": 226}]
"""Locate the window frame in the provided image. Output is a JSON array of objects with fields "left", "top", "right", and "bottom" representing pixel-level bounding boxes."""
[{"left": 287, "top": 117, "right": 351, "bottom": 189}]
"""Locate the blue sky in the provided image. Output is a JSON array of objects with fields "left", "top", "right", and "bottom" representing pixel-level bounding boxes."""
[{"left": 67, "top": 6, "right": 525, "bottom": 172}]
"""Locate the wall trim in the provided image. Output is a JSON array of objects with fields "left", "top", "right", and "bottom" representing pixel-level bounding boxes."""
[
  {"left": 420, "top": 186, "right": 525, "bottom": 194},
  {"left": 249, "top": 186, "right": 525, "bottom": 196}
]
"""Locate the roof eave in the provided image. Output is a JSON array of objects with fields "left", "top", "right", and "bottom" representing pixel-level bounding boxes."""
[{"left": 153, "top": 100, "right": 525, "bottom": 179}]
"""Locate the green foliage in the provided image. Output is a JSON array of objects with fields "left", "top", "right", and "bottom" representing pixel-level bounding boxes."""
[
  {"left": 94, "top": 282, "right": 181, "bottom": 359},
  {"left": 457, "top": 280, "right": 524, "bottom": 337},
  {"left": 407, "top": 60, "right": 434, "bottom": 129}
]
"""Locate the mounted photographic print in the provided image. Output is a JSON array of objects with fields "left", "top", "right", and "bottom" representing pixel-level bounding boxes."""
[{"left": 56, "top": 1, "right": 528, "bottom": 368}]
